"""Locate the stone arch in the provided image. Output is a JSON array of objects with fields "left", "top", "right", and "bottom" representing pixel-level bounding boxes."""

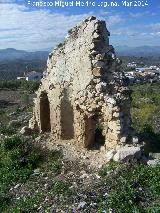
[
  {"left": 40, "top": 92, "right": 51, "bottom": 132},
  {"left": 60, "top": 88, "right": 74, "bottom": 139},
  {"left": 84, "top": 114, "right": 105, "bottom": 149}
]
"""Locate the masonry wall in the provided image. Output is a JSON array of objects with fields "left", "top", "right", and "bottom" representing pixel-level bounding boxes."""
[{"left": 29, "top": 16, "right": 133, "bottom": 151}]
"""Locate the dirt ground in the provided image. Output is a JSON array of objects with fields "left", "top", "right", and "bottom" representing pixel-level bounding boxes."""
[{"left": 0, "top": 90, "right": 35, "bottom": 108}]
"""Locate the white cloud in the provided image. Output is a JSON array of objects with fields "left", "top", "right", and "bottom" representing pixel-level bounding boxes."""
[
  {"left": 0, "top": 3, "right": 158, "bottom": 50},
  {"left": 111, "top": 22, "right": 160, "bottom": 38},
  {"left": 0, "top": 3, "right": 125, "bottom": 50},
  {"left": 129, "top": 12, "right": 145, "bottom": 18},
  {"left": 0, "top": 0, "right": 16, "bottom": 2},
  {"left": 149, "top": 23, "right": 160, "bottom": 31},
  {"left": 105, "top": 15, "right": 124, "bottom": 26},
  {"left": 0, "top": 3, "right": 90, "bottom": 50},
  {"left": 129, "top": 11, "right": 155, "bottom": 18}
]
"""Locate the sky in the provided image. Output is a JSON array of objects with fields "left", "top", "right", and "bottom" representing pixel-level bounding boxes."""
[{"left": 0, "top": 0, "right": 160, "bottom": 51}]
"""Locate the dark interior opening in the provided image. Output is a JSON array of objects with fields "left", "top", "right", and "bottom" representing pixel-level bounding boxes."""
[
  {"left": 85, "top": 115, "right": 105, "bottom": 149},
  {"left": 40, "top": 92, "right": 51, "bottom": 132},
  {"left": 95, "top": 123, "right": 105, "bottom": 147},
  {"left": 61, "top": 89, "right": 74, "bottom": 140}
]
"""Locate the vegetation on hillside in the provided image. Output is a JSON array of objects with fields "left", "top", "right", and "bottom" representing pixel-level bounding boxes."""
[
  {"left": 0, "top": 80, "right": 40, "bottom": 93},
  {"left": 0, "top": 135, "right": 160, "bottom": 212},
  {"left": 131, "top": 82, "right": 160, "bottom": 153},
  {"left": 0, "top": 59, "right": 46, "bottom": 80},
  {"left": 0, "top": 135, "right": 63, "bottom": 212}
]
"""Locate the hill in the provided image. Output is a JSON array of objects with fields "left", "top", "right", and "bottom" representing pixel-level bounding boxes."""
[
  {"left": 0, "top": 59, "right": 47, "bottom": 80},
  {"left": 0, "top": 48, "right": 49, "bottom": 61},
  {"left": 1, "top": 46, "right": 160, "bottom": 61},
  {"left": 115, "top": 45, "right": 160, "bottom": 57}
]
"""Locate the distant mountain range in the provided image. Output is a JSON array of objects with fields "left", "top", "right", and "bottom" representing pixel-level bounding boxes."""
[
  {"left": 115, "top": 46, "right": 160, "bottom": 57},
  {"left": 0, "top": 48, "right": 49, "bottom": 61},
  {"left": 0, "top": 46, "right": 160, "bottom": 62},
  {"left": 0, "top": 46, "right": 159, "bottom": 80}
]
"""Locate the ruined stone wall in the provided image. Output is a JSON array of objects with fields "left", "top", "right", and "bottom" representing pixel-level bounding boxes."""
[{"left": 30, "top": 16, "right": 134, "bottom": 151}]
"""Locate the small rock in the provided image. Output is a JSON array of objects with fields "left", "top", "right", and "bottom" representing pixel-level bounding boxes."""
[
  {"left": 106, "top": 97, "right": 116, "bottom": 105},
  {"left": 80, "top": 173, "right": 89, "bottom": 179},
  {"left": 14, "top": 183, "right": 20, "bottom": 189},
  {"left": 37, "top": 206, "right": 42, "bottom": 211},
  {"left": 44, "top": 183, "right": 48, "bottom": 189},
  {"left": 35, "top": 136, "right": 41, "bottom": 142},
  {"left": 147, "top": 159, "right": 160, "bottom": 167},
  {"left": 83, "top": 155, "right": 89, "bottom": 159},
  {"left": 120, "top": 136, "right": 127, "bottom": 143},
  {"left": 9, "top": 112, "right": 17, "bottom": 116},
  {"left": 90, "top": 202, "right": 97, "bottom": 207},
  {"left": 95, "top": 174, "right": 101, "bottom": 179},
  {"left": 33, "top": 168, "right": 40, "bottom": 175},
  {"left": 20, "top": 126, "right": 32, "bottom": 135},
  {"left": 69, "top": 185, "right": 74, "bottom": 189},
  {"left": 100, "top": 146, "right": 106, "bottom": 152},
  {"left": 113, "top": 146, "right": 142, "bottom": 162},
  {"left": 132, "top": 136, "right": 139, "bottom": 144},
  {"left": 103, "top": 192, "right": 108, "bottom": 197},
  {"left": 77, "top": 201, "right": 87, "bottom": 210},
  {"left": 98, "top": 164, "right": 102, "bottom": 169},
  {"left": 149, "top": 153, "right": 160, "bottom": 159},
  {"left": 44, "top": 197, "right": 49, "bottom": 202},
  {"left": 9, "top": 187, "right": 13, "bottom": 191},
  {"left": 106, "top": 150, "right": 116, "bottom": 161},
  {"left": 80, "top": 170, "right": 87, "bottom": 175}
]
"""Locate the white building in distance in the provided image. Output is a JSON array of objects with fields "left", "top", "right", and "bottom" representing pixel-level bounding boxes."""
[{"left": 17, "top": 71, "right": 43, "bottom": 81}]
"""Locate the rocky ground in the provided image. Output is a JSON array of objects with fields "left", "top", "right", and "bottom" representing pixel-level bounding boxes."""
[{"left": 0, "top": 89, "right": 160, "bottom": 212}]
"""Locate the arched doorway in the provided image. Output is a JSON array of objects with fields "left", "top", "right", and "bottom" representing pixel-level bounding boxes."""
[
  {"left": 60, "top": 89, "right": 74, "bottom": 139},
  {"left": 40, "top": 92, "right": 51, "bottom": 132},
  {"left": 84, "top": 115, "right": 105, "bottom": 149}
]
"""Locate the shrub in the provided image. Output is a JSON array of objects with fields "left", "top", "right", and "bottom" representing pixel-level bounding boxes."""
[
  {"left": 1, "top": 135, "right": 22, "bottom": 150},
  {"left": 51, "top": 181, "right": 70, "bottom": 195},
  {"left": 21, "top": 92, "right": 30, "bottom": 105},
  {"left": 0, "top": 136, "right": 43, "bottom": 189},
  {"left": 0, "top": 125, "right": 16, "bottom": 135},
  {"left": 131, "top": 82, "right": 160, "bottom": 134},
  {"left": 99, "top": 160, "right": 121, "bottom": 177},
  {"left": 98, "top": 162, "right": 160, "bottom": 213},
  {"left": 0, "top": 80, "right": 40, "bottom": 93},
  {"left": 0, "top": 135, "right": 63, "bottom": 212}
]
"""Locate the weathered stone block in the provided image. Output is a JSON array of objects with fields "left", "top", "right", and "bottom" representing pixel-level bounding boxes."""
[
  {"left": 113, "top": 146, "right": 142, "bottom": 162},
  {"left": 92, "top": 67, "right": 104, "bottom": 76},
  {"left": 20, "top": 126, "right": 32, "bottom": 135}
]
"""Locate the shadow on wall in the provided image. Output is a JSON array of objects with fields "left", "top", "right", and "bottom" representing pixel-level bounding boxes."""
[
  {"left": 60, "top": 88, "right": 74, "bottom": 140},
  {"left": 40, "top": 92, "right": 51, "bottom": 132}
]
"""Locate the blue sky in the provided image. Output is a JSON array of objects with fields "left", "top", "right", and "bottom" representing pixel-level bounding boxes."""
[{"left": 0, "top": 0, "right": 160, "bottom": 50}]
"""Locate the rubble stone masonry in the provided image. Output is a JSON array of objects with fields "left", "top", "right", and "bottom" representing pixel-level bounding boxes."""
[{"left": 29, "top": 16, "right": 135, "bottom": 151}]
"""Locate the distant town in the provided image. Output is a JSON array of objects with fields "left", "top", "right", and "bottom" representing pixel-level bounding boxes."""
[
  {"left": 16, "top": 62, "right": 160, "bottom": 84},
  {"left": 124, "top": 62, "right": 160, "bottom": 83}
]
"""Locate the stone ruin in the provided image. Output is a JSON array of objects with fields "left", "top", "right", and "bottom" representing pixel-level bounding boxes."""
[{"left": 29, "top": 16, "right": 137, "bottom": 152}]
